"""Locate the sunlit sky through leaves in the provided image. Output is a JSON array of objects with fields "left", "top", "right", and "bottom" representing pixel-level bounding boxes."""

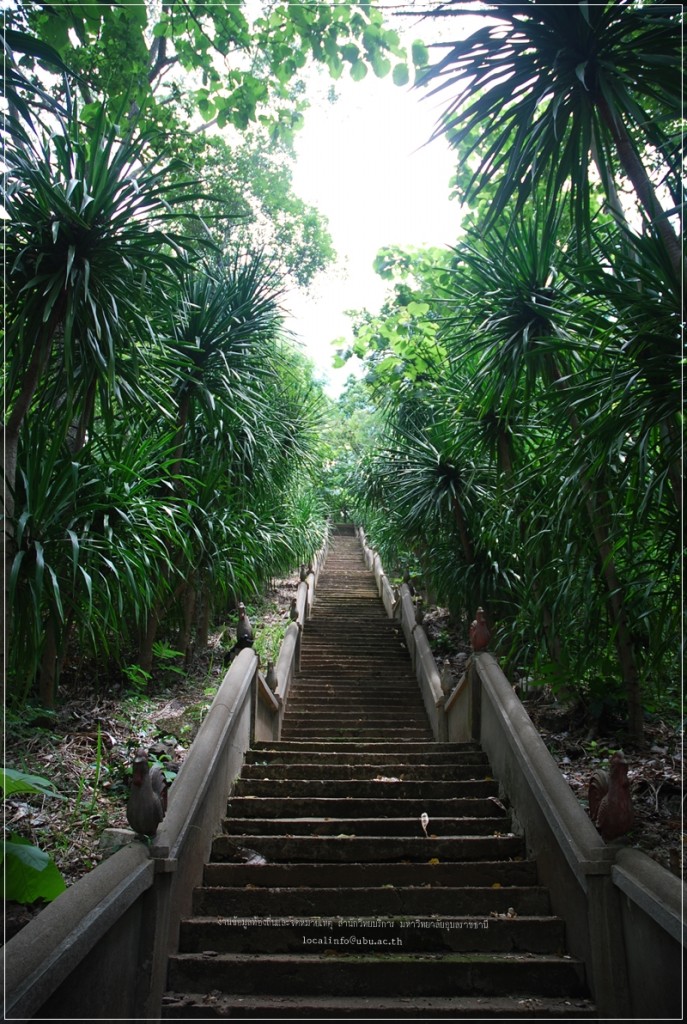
[{"left": 286, "top": 11, "right": 461, "bottom": 396}]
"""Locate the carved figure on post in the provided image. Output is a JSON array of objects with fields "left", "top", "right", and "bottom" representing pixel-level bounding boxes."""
[
  {"left": 126, "top": 749, "right": 167, "bottom": 839},
  {"left": 588, "top": 751, "right": 634, "bottom": 842},
  {"left": 469, "top": 607, "right": 490, "bottom": 652}
]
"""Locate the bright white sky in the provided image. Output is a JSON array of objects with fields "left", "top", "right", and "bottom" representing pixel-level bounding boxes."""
[{"left": 285, "top": 18, "right": 461, "bottom": 396}]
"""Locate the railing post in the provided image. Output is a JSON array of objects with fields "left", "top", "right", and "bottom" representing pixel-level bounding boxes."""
[
  {"left": 143, "top": 861, "right": 175, "bottom": 1019},
  {"left": 250, "top": 656, "right": 261, "bottom": 747},
  {"left": 467, "top": 607, "right": 489, "bottom": 741},
  {"left": 469, "top": 657, "right": 482, "bottom": 741},
  {"left": 436, "top": 694, "right": 448, "bottom": 741},
  {"left": 582, "top": 850, "right": 632, "bottom": 1018}
]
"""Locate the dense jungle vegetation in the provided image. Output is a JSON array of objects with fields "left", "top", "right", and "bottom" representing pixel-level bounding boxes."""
[
  {"left": 2, "top": 0, "right": 682, "bottom": 754},
  {"left": 335, "top": 1, "right": 683, "bottom": 745},
  {"left": 2, "top": 0, "right": 415, "bottom": 712}
]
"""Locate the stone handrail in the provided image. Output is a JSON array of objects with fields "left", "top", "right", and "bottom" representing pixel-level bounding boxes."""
[
  {"left": 358, "top": 528, "right": 445, "bottom": 738},
  {"left": 3, "top": 647, "right": 257, "bottom": 1020},
  {"left": 2, "top": 533, "right": 330, "bottom": 1020},
  {"left": 271, "top": 535, "right": 329, "bottom": 736},
  {"left": 355, "top": 525, "right": 683, "bottom": 1020}
]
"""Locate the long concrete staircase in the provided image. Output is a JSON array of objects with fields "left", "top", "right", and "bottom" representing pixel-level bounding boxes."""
[{"left": 162, "top": 531, "right": 595, "bottom": 1018}]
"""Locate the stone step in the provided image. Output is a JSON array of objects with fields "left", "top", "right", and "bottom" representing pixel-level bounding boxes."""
[
  {"left": 299, "top": 629, "right": 406, "bottom": 639},
  {"left": 240, "top": 763, "right": 492, "bottom": 782},
  {"left": 297, "top": 660, "right": 413, "bottom": 671},
  {"left": 279, "top": 714, "right": 430, "bottom": 727},
  {"left": 279, "top": 728, "right": 435, "bottom": 740},
  {"left": 232, "top": 778, "right": 497, "bottom": 799},
  {"left": 245, "top": 749, "right": 489, "bottom": 766},
  {"left": 283, "top": 703, "right": 425, "bottom": 714},
  {"left": 227, "top": 796, "right": 506, "bottom": 819},
  {"left": 179, "top": 914, "right": 564, "bottom": 954},
  {"left": 287, "top": 678, "right": 419, "bottom": 689},
  {"left": 210, "top": 834, "right": 524, "bottom": 863},
  {"left": 222, "top": 815, "right": 510, "bottom": 837},
  {"left": 161, "top": 992, "right": 597, "bottom": 1018},
  {"left": 201, "top": 860, "right": 540, "bottom": 889},
  {"left": 252, "top": 740, "right": 479, "bottom": 752},
  {"left": 167, "top": 952, "right": 589, "bottom": 1000},
  {"left": 192, "top": 886, "right": 550, "bottom": 918}
]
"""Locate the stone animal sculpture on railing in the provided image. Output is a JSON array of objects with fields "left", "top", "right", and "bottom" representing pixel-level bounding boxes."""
[
  {"left": 126, "top": 749, "right": 167, "bottom": 839},
  {"left": 469, "top": 607, "right": 490, "bottom": 651},
  {"left": 588, "top": 751, "right": 634, "bottom": 842},
  {"left": 224, "top": 602, "right": 254, "bottom": 663}
]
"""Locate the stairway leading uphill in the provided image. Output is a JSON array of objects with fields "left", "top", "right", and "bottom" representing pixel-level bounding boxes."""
[{"left": 163, "top": 531, "right": 595, "bottom": 1018}]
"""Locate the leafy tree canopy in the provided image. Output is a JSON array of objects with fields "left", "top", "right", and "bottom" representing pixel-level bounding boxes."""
[
  {"left": 182, "top": 130, "right": 336, "bottom": 288},
  {"left": 11, "top": 1, "right": 412, "bottom": 142}
]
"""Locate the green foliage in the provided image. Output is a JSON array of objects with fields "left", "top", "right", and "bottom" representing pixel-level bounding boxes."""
[
  {"left": 335, "top": 2, "right": 681, "bottom": 740},
  {"left": 16, "top": 2, "right": 408, "bottom": 142},
  {"left": 4, "top": 92, "right": 331, "bottom": 706},
  {"left": 170, "top": 130, "right": 336, "bottom": 289},
  {"left": 1, "top": 769, "right": 66, "bottom": 801},
  {"left": 419, "top": 1, "right": 682, "bottom": 244},
  {"left": 346, "top": 206, "right": 681, "bottom": 734},
  {"left": 7, "top": 0, "right": 410, "bottom": 304},
  {"left": 1, "top": 770, "right": 67, "bottom": 905}
]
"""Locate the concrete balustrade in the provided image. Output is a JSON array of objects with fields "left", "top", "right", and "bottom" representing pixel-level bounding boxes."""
[
  {"left": 3, "top": 647, "right": 257, "bottom": 1020},
  {"left": 254, "top": 666, "right": 281, "bottom": 743},
  {"left": 358, "top": 528, "right": 446, "bottom": 743}
]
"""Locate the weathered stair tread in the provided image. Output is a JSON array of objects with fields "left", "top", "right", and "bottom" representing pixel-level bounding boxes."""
[
  {"left": 192, "top": 885, "right": 551, "bottom": 917},
  {"left": 161, "top": 992, "right": 597, "bottom": 1019},
  {"left": 240, "top": 763, "right": 489, "bottom": 780},
  {"left": 245, "top": 749, "right": 489, "bottom": 765},
  {"left": 210, "top": 834, "right": 524, "bottom": 863},
  {"left": 201, "top": 859, "right": 540, "bottom": 887},
  {"left": 168, "top": 951, "right": 589, "bottom": 998},
  {"left": 227, "top": 796, "right": 500, "bottom": 818},
  {"left": 179, "top": 914, "right": 565, "bottom": 954},
  {"left": 252, "top": 740, "right": 479, "bottom": 752},
  {"left": 232, "top": 779, "right": 498, "bottom": 798},
  {"left": 222, "top": 815, "right": 510, "bottom": 836}
]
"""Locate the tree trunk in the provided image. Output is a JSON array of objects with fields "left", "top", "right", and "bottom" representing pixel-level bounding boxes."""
[
  {"left": 494, "top": 426, "right": 565, "bottom": 675},
  {"left": 180, "top": 577, "right": 196, "bottom": 668},
  {"left": 66, "top": 377, "right": 97, "bottom": 454},
  {"left": 3, "top": 321, "right": 63, "bottom": 698},
  {"left": 138, "top": 606, "right": 160, "bottom": 676},
  {"left": 451, "top": 495, "right": 481, "bottom": 629},
  {"left": 196, "top": 584, "right": 212, "bottom": 651},
  {"left": 597, "top": 96, "right": 682, "bottom": 282},
  {"left": 451, "top": 494, "right": 475, "bottom": 566},
  {"left": 38, "top": 616, "right": 59, "bottom": 708},
  {"left": 660, "top": 419, "right": 683, "bottom": 518},
  {"left": 581, "top": 483, "right": 644, "bottom": 741}
]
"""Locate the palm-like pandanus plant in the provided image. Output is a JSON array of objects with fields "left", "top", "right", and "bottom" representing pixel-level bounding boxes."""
[
  {"left": 419, "top": 0, "right": 682, "bottom": 276},
  {"left": 3, "top": 102, "right": 203, "bottom": 694}
]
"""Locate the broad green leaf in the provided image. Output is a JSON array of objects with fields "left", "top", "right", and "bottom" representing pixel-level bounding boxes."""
[
  {"left": 1, "top": 836, "right": 67, "bottom": 904},
  {"left": 411, "top": 40, "right": 429, "bottom": 68},
  {"left": 0, "top": 768, "right": 64, "bottom": 799},
  {"left": 392, "top": 63, "right": 409, "bottom": 87}
]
